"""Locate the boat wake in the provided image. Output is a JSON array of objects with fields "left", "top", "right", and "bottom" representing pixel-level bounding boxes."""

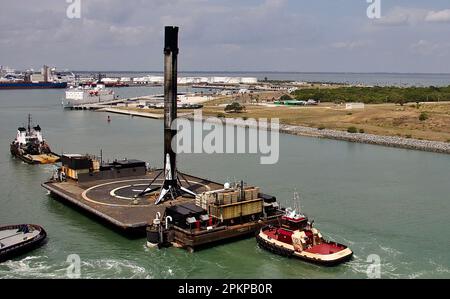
[
  {"left": 378, "top": 244, "right": 403, "bottom": 257},
  {"left": 80, "top": 259, "right": 154, "bottom": 279},
  {"left": 0, "top": 256, "right": 65, "bottom": 279},
  {"left": 408, "top": 260, "right": 450, "bottom": 279},
  {"left": 342, "top": 255, "right": 411, "bottom": 279},
  {"left": 339, "top": 241, "right": 450, "bottom": 279},
  {"left": 325, "top": 234, "right": 410, "bottom": 278},
  {"left": 0, "top": 256, "right": 158, "bottom": 279}
]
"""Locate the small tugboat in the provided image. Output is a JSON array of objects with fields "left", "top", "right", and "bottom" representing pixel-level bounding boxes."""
[
  {"left": 256, "top": 192, "right": 353, "bottom": 266},
  {"left": 10, "top": 114, "right": 60, "bottom": 164},
  {"left": 0, "top": 224, "right": 47, "bottom": 262}
]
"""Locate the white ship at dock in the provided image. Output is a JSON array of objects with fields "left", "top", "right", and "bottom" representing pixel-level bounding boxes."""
[{"left": 62, "top": 81, "right": 115, "bottom": 109}]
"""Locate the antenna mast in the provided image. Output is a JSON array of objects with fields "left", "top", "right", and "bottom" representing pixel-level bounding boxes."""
[
  {"left": 27, "top": 114, "right": 32, "bottom": 133},
  {"left": 293, "top": 191, "right": 301, "bottom": 214}
]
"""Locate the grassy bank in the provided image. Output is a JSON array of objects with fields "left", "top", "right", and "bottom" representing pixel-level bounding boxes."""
[
  {"left": 109, "top": 87, "right": 450, "bottom": 143},
  {"left": 202, "top": 102, "right": 450, "bottom": 142}
]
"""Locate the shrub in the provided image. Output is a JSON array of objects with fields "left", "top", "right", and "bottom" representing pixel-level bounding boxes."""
[
  {"left": 318, "top": 125, "right": 326, "bottom": 130},
  {"left": 396, "top": 98, "right": 406, "bottom": 106},
  {"left": 280, "top": 94, "right": 293, "bottom": 102},
  {"left": 419, "top": 112, "right": 429, "bottom": 121},
  {"left": 347, "top": 127, "right": 358, "bottom": 133},
  {"left": 359, "top": 129, "right": 365, "bottom": 134},
  {"left": 217, "top": 113, "right": 226, "bottom": 118},
  {"left": 347, "top": 112, "right": 353, "bottom": 116},
  {"left": 225, "top": 102, "right": 245, "bottom": 113},
  {"left": 406, "top": 134, "right": 412, "bottom": 139}
]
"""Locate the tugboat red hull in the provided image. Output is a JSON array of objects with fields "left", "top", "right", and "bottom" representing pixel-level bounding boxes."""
[{"left": 256, "top": 227, "right": 353, "bottom": 266}]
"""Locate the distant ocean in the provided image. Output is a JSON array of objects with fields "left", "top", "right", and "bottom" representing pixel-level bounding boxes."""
[{"left": 75, "top": 71, "right": 450, "bottom": 87}]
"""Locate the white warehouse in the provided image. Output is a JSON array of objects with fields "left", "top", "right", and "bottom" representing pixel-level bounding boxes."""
[{"left": 132, "top": 76, "right": 258, "bottom": 85}]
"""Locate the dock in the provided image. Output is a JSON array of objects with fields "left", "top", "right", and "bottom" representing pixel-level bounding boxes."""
[
  {"left": 97, "top": 107, "right": 193, "bottom": 120},
  {"left": 42, "top": 171, "right": 223, "bottom": 232},
  {"left": 68, "top": 95, "right": 155, "bottom": 110},
  {"left": 97, "top": 107, "right": 164, "bottom": 119}
]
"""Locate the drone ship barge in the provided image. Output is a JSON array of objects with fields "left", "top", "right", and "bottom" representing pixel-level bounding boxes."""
[
  {"left": 10, "top": 115, "right": 60, "bottom": 165},
  {"left": 42, "top": 153, "right": 226, "bottom": 233},
  {"left": 256, "top": 193, "right": 353, "bottom": 266}
]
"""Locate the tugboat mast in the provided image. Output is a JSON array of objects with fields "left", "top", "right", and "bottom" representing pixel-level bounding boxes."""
[
  {"left": 293, "top": 191, "right": 301, "bottom": 214},
  {"left": 27, "top": 114, "right": 32, "bottom": 133}
]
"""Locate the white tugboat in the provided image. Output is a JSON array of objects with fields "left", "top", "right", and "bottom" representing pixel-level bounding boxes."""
[{"left": 10, "top": 114, "right": 60, "bottom": 164}]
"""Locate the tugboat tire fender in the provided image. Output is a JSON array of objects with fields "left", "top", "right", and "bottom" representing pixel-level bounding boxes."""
[{"left": 257, "top": 234, "right": 294, "bottom": 258}]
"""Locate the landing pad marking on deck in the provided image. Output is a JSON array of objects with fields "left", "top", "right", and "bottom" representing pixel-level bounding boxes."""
[
  {"left": 81, "top": 178, "right": 211, "bottom": 208},
  {"left": 110, "top": 183, "right": 160, "bottom": 200}
]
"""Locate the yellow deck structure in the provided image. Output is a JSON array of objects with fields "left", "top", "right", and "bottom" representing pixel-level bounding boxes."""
[{"left": 29, "top": 154, "right": 60, "bottom": 164}]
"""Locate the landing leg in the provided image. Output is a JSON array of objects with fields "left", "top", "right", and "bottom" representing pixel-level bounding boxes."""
[{"left": 138, "top": 170, "right": 163, "bottom": 197}]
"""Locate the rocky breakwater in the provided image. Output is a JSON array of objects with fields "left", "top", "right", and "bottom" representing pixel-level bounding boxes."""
[
  {"left": 184, "top": 115, "right": 450, "bottom": 155},
  {"left": 280, "top": 124, "right": 450, "bottom": 154}
]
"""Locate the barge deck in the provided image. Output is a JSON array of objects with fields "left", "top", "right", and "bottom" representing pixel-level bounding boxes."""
[{"left": 42, "top": 171, "right": 223, "bottom": 232}]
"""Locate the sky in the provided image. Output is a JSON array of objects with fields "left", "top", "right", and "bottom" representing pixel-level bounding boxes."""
[{"left": 1, "top": 0, "right": 450, "bottom": 73}]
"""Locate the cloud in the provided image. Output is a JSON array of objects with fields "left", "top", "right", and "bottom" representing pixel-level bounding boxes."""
[
  {"left": 1, "top": 1, "right": 450, "bottom": 72},
  {"left": 373, "top": 7, "right": 427, "bottom": 26},
  {"left": 331, "top": 40, "right": 372, "bottom": 50},
  {"left": 425, "top": 9, "right": 450, "bottom": 23},
  {"left": 373, "top": 7, "right": 450, "bottom": 26},
  {"left": 410, "top": 40, "right": 450, "bottom": 56}
]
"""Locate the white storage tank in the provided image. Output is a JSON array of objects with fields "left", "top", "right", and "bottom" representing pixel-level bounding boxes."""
[{"left": 240, "top": 77, "right": 258, "bottom": 84}]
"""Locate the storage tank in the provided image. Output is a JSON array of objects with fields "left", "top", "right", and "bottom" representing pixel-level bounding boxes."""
[{"left": 240, "top": 77, "right": 258, "bottom": 84}]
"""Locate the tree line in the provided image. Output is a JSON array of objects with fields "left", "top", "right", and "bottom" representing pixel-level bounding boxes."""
[{"left": 291, "top": 86, "right": 450, "bottom": 104}]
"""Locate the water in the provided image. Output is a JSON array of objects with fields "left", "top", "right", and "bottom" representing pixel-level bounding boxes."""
[
  {"left": 77, "top": 71, "right": 450, "bottom": 87},
  {"left": 0, "top": 87, "right": 449, "bottom": 279}
]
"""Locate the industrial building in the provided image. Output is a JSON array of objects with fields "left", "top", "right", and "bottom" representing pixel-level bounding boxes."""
[{"left": 132, "top": 76, "right": 258, "bottom": 85}]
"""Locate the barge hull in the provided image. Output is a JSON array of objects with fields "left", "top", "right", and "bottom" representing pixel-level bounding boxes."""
[
  {"left": 0, "top": 82, "right": 67, "bottom": 89},
  {"left": 172, "top": 218, "right": 281, "bottom": 249}
]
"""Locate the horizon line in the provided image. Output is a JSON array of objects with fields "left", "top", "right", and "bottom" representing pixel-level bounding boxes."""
[{"left": 66, "top": 70, "right": 450, "bottom": 76}]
